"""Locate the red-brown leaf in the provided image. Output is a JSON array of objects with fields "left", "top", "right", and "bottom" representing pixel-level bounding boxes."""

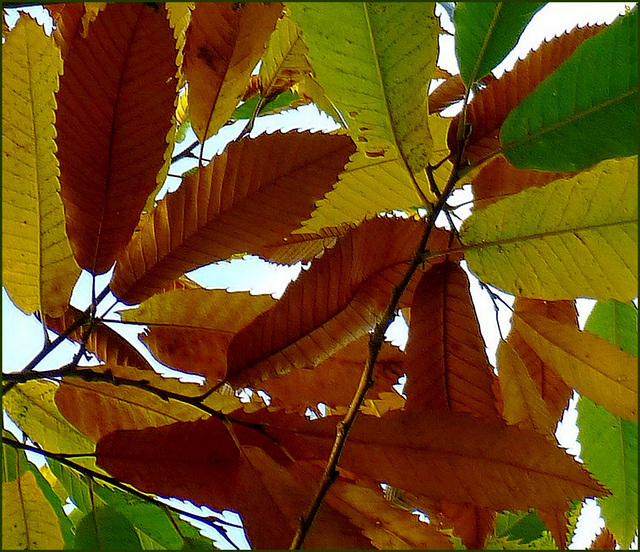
[
  {"left": 184, "top": 2, "right": 282, "bottom": 141},
  {"left": 110, "top": 131, "right": 356, "bottom": 305},
  {"left": 227, "top": 218, "right": 457, "bottom": 386},
  {"left": 258, "top": 335, "right": 406, "bottom": 413},
  {"left": 448, "top": 24, "right": 604, "bottom": 164},
  {"left": 44, "top": 307, "right": 153, "bottom": 372},
  {"left": 404, "top": 261, "right": 499, "bottom": 420},
  {"left": 56, "top": 3, "right": 178, "bottom": 274}
]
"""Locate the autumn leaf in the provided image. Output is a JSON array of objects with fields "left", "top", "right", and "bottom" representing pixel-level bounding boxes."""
[
  {"left": 512, "top": 314, "right": 638, "bottom": 421},
  {"left": 497, "top": 298, "right": 575, "bottom": 434},
  {"left": 44, "top": 306, "right": 154, "bottom": 372},
  {"left": 184, "top": 2, "right": 282, "bottom": 141},
  {"left": 454, "top": 3, "right": 544, "bottom": 86},
  {"left": 501, "top": 9, "right": 638, "bottom": 171},
  {"left": 227, "top": 218, "right": 456, "bottom": 386},
  {"left": 461, "top": 156, "right": 638, "bottom": 301},
  {"left": 120, "top": 288, "right": 275, "bottom": 381},
  {"left": 56, "top": 3, "right": 178, "bottom": 274},
  {"left": 257, "top": 335, "right": 405, "bottom": 414},
  {"left": 110, "top": 131, "right": 355, "bottom": 304},
  {"left": 404, "top": 260, "right": 499, "bottom": 420},
  {"left": 2, "top": 471, "right": 65, "bottom": 550},
  {"left": 2, "top": 14, "right": 80, "bottom": 317}
]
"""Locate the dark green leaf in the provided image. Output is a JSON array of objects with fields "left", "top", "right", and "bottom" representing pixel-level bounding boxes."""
[
  {"left": 454, "top": 2, "right": 545, "bottom": 86},
  {"left": 501, "top": 9, "right": 637, "bottom": 171},
  {"left": 73, "top": 505, "right": 143, "bottom": 550},
  {"left": 231, "top": 90, "right": 301, "bottom": 121},
  {"left": 494, "top": 510, "right": 546, "bottom": 543}
]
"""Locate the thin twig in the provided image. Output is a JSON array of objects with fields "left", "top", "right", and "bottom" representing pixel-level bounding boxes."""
[
  {"left": 2, "top": 437, "right": 239, "bottom": 549},
  {"left": 3, "top": 285, "right": 111, "bottom": 394},
  {"left": 171, "top": 139, "right": 200, "bottom": 164},
  {"left": 290, "top": 123, "right": 471, "bottom": 550}
]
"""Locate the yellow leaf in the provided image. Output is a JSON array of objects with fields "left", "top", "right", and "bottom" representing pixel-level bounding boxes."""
[
  {"left": 80, "top": 2, "right": 106, "bottom": 36},
  {"left": 3, "top": 381, "right": 95, "bottom": 453},
  {"left": 2, "top": 471, "right": 65, "bottom": 549},
  {"left": 513, "top": 315, "right": 638, "bottom": 421},
  {"left": 2, "top": 15, "right": 80, "bottom": 316}
]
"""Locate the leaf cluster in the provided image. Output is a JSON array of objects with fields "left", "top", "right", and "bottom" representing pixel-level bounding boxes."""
[{"left": 2, "top": 2, "right": 637, "bottom": 550}]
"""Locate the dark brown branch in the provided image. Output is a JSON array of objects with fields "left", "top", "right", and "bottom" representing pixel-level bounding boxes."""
[
  {"left": 2, "top": 437, "right": 240, "bottom": 548},
  {"left": 171, "top": 139, "right": 200, "bottom": 164},
  {"left": 290, "top": 125, "right": 471, "bottom": 550}
]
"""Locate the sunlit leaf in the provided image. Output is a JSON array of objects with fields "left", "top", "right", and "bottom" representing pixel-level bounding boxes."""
[
  {"left": 288, "top": 2, "right": 438, "bottom": 174},
  {"left": 56, "top": 3, "right": 178, "bottom": 274},
  {"left": 454, "top": 2, "right": 544, "bottom": 86},
  {"left": 3, "top": 380, "right": 95, "bottom": 453},
  {"left": 228, "top": 218, "right": 456, "bottom": 385},
  {"left": 501, "top": 9, "right": 637, "bottom": 171},
  {"left": 2, "top": 14, "right": 80, "bottom": 316},
  {"left": 110, "top": 131, "right": 355, "bottom": 305},
  {"left": 121, "top": 288, "right": 275, "bottom": 381},
  {"left": 74, "top": 505, "right": 142, "bottom": 550},
  {"left": 462, "top": 156, "right": 637, "bottom": 301},
  {"left": 2, "top": 471, "right": 65, "bottom": 549},
  {"left": 184, "top": 2, "right": 281, "bottom": 141},
  {"left": 512, "top": 314, "right": 637, "bottom": 421}
]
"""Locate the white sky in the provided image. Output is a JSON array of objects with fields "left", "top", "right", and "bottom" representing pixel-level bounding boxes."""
[{"left": 2, "top": 3, "right": 637, "bottom": 549}]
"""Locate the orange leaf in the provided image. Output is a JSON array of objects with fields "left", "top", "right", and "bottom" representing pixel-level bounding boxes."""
[
  {"left": 110, "top": 131, "right": 355, "bottom": 305},
  {"left": 472, "top": 155, "right": 570, "bottom": 206},
  {"left": 184, "top": 2, "right": 282, "bottom": 141},
  {"left": 259, "top": 410, "right": 607, "bottom": 512},
  {"left": 404, "top": 261, "right": 499, "bottom": 420},
  {"left": 590, "top": 527, "right": 617, "bottom": 550},
  {"left": 55, "top": 3, "right": 178, "bottom": 274},
  {"left": 258, "top": 335, "right": 405, "bottom": 414},
  {"left": 448, "top": 24, "right": 604, "bottom": 164},
  {"left": 227, "top": 218, "right": 456, "bottom": 386},
  {"left": 498, "top": 299, "right": 575, "bottom": 433},
  {"left": 44, "top": 307, "right": 153, "bottom": 372},
  {"left": 55, "top": 365, "right": 208, "bottom": 442},
  {"left": 254, "top": 224, "right": 353, "bottom": 264},
  {"left": 121, "top": 288, "right": 276, "bottom": 381}
]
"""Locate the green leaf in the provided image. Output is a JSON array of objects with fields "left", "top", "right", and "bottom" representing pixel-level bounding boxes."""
[
  {"left": 2, "top": 431, "right": 28, "bottom": 483},
  {"left": 501, "top": 9, "right": 637, "bottom": 171},
  {"left": 74, "top": 505, "right": 143, "bottom": 550},
  {"left": 577, "top": 300, "right": 638, "bottom": 547},
  {"left": 231, "top": 90, "right": 301, "bottom": 121},
  {"left": 494, "top": 510, "right": 546, "bottom": 543},
  {"left": 287, "top": 2, "right": 438, "bottom": 174},
  {"left": 577, "top": 397, "right": 638, "bottom": 548},
  {"left": 454, "top": 2, "right": 545, "bottom": 86},
  {"left": 461, "top": 156, "right": 637, "bottom": 301}
]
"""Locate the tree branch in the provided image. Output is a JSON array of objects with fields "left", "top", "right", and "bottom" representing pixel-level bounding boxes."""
[
  {"left": 2, "top": 436, "right": 240, "bottom": 549},
  {"left": 290, "top": 125, "right": 471, "bottom": 549}
]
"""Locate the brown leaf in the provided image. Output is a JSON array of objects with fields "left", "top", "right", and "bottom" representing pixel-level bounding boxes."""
[
  {"left": 121, "top": 288, "right": 276, "bottom": 381},
  {"left": 96, "top": 417, "right": 398, "bottom": 549},
  {"left": 110, "top": 131, "right": 355, "bottom": 304},
  {"left": 56, "top": 3, "right": 178, "bottom": 274},
  {"left": 184, "top": 2, "right": 282, "bottom": 141},
  {"left": 590, "top": 527, "right": 617, "bottom": 550},
  {"left": 44, "top": 307, "right": 153, "bottom": 372},
  {"left": 420, "top": 499, "right": 495, "bottom": 549},
  {"left": 48, "top": 3, "right": 83, "bottom": 60},
  {"left": 428, "top": 73, "right": 495, "bottom": 115},
  {"left": 497, "top": 299, "right": 576, "bottom": 435},
  {"left": 404, "top": 261, "right": 499, "bottom": 420},
  {"left": 227, "top": 218, "right": 457, "bottom": 386},
  {"left": 448, "top": 24, "right": 605, "bottom": 164},
  {"left": 254, "top": 224, "right": 353, "bottom": 264},
  {"left": 259, "top": 409, "right": 607, "bottom": 512},
  {"left": 537, "top": 508, "right": 569, "bottom": 549},
  {"left": 472, "top": 155, "right": 570, "bottom": 206},
  {"left": 258, "top": 335, "right": 406, "bottom": 414},
  {"left": 55, "top": 365, "right": 208, "bottom": 442}
]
